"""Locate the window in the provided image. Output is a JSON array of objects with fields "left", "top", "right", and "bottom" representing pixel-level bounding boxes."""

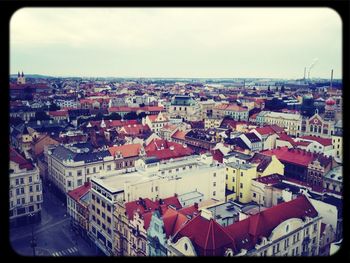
[
  {"left": 213, "top": 191, "right": 216, "bottom": 196},
  {"left": 107, "top": 205, "right": 111, "bottom": 212},
  {"left": 16, "top": 189, "right": 20, "bottom": 195},
  {"left": 96, "top": 197, "right": 100, "bottom": 204},
  {"left": 107, "top": 217, "right": 111, "bottom": 223},
  {"left": 87, "top": 168, "right": 90, "bottom": 174},
  {"left": 22, "top": 198, "right": 25, "bottom": 204},
  {"left": 102, "top": 223, "right": 106, "bottom": 230},
  {"left": 93, "top": 167, "right": 96, "bottom": 173},
  {"left": 92, "top": 215, "right": 96, "bottom": 221},
  {"left": 92, "top": 204, "right": 95, "bottom": 211},
  {"left": 29, "top": 176, "right": 32, "bottom": 183},
  {"left": 213, "top": 182, "right": 216, "bottom": 187},
  {"left": 68, "top": 181, "right": 72, "bottom": 187},
  {"left": 30, "top": 196, "right": 33, "bottom": 202},
  {"left": 253, "top": 193, "right": 256, "bottom": 198},
  {"left": 101, "top": 201, "right": 105, "bottom": 208},
  {"left": 97, "top": 219, "right": 100, "bottom": 225},
  {"left": 107, "top": 165, "right": 111, "bottom": 171},
  {"left": 239, "top": 193, "right": 243, "bottom": 199},
  {"left": 77, "top": 170, "right": 82, "bottom": 176},
  {"left": 16, "top": 179, "right": 19, "bottom": 185},
  {"left": 92, "top": 194, "right": 95, "bottom": 200},
  {"left": 17, "top": 199, "right": 20, "bottom": 205},
  {"left": 226, "top": 174, "right": 228, "bottom": 180},
  {"left": 37, "top": 195, "right": 41, "bottom": 201},
  {"left": 240, "top": 183, "right": 243, "bottom": 189},
  {"left": 313, "top": 223, "right": 317, "bottom": 233},
  {"left": 20, "top": 178, "right": 24, "bottom": 184},
  {"left": 241, "top": 172, "right": 243, "bottom": 177},
  {"left": 232, "top": 177, "right": 235, "bottom": 182},
  {"left": 155, "top": 186, "right": 158, "bottom": 191},
  {"left": 36, "top": 185, "right": 40, "bottom": 192},
  {"left": 29, "top": 186, "right": 33, "bottom": 192},
  {"left": 213, "top": 172, "right": 216, "bottom": 177},
  {"left": 102, "top": 212, "right": 106, "bottom": 219},
  {"left": 97, "top": 208, "right": 100, "bottom": 215},
  {"left": 77, "top": 179, "right": 82, "bottom": 186}
]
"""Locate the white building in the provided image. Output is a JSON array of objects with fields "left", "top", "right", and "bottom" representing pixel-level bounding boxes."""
[
  {"left": 258, "top": 111, "right": 302, "bottom": 137},
  {"left": 10, "top": 148, "right": 43, "bottom": 226}
]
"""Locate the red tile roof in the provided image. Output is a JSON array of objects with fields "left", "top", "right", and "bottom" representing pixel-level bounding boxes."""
[
  {"left": 261, "top": 146, "right": 315, "bottom": 167},
  {"left": 9, "top": 147, "right": 34, "bottom": 170},
  {"left": 254, "top": 126, "right": 275, "bottom": 136},
  {"left": 145, "top": 139, "right": 194, "bottom": 160},
  {"left": 171, "top": 130, "right": 187, "bottom": 140},
  {"left": 125, "top": 196, "right": 182, "bottom": 221},
  {"left": 254, "top": 173, "right": 284, "bottom": 185},
  {"left": 119, "top": 124, "right": 150, "bottom": 135},
  {"left": 277, "top": 132, "right": 296, "bottom": 146},
  {"left": 108, "top": 143, "right": 142, "bottom": 158},
  {"left": 48, "top": 110, "right": 68, "bottom": 117},
  {"left": 173, "top": 214, "right": 236, "bottom": 256},
  {"left": 225, "top": 195, "right": 318, "bottom": 253},
  {"left": 299, "top": 135, "right": 332, "bottom": 146},
  {"left": 67, "top": 182, "right": 91, "bottom": 203}
]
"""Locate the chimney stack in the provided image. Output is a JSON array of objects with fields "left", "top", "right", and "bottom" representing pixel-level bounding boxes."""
[{"left": 330, "top": 69, "right": 333, "bottom": 89}]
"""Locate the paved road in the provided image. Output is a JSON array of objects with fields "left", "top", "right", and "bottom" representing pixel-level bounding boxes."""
[{"left": 10, "top": 183, "right": 98, "bottom": 256}]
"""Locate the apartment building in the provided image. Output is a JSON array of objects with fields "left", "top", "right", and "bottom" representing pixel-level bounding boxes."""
[
  {"left": 168, "top": 95, "right": 201, "bottom": 121},
  {"left": 46, "top": 143, "right": 114, "bottom": 194},
  {"left": 167, "top": 195, "right": 322, "bottom": 256},
  {"left": 67, "top": 182, "right": 91, "bottom": 240},
  {"left": 9, "top": 148, "right": 43, "bottom": 226},
  {"left": 225, "top": 162, "right": 257, "bottom": 203},
  {"left": 257, "top": 111, "right": 302, "bottom": 137}
]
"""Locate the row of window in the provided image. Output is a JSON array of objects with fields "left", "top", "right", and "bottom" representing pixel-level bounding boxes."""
[
  {"left": 14, "top": 175, "right": 37, "bottom": 186},
  {"left": 91, "top": 194, "right": 112, "bottom": 212},
  {"left": 10, "top": 195, "right": 41, "bottom": 207},
  {"left": 10, "top": 185, "right": 41, "bottom": 197}
]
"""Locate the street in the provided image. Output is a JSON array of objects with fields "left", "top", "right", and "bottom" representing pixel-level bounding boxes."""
[{"left": 10, "top": 183, "right": 98, "bottom": 256}]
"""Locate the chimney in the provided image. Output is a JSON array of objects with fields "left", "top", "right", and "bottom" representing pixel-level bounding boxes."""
[
  {"left": 194, "top": 202, "right": 198, "bottom": 209},
  {"left": 170, "top": 146, "right": 174, "bottom": 151},
  {"left": 330, "top": 69, "right": 333, "bottom": 89}
]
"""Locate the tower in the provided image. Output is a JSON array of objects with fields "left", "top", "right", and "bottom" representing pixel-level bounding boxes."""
[
  {"left": 324, "top": 97, "right": 336, "bottom": 121},
  {"left": 17, "top": 70, "right": 26, "bottom": 85}
]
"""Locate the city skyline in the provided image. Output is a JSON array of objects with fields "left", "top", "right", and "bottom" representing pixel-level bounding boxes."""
[{"left": 11, "top": 8, "right": 342, "bottom": 79}]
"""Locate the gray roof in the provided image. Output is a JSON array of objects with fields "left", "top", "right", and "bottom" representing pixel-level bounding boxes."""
[{"left": 51, "top": 144, "right": 111, "bottom": 163}]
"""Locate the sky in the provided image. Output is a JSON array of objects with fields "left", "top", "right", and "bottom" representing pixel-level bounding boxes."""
[{"left": 10, "top": 8, "right": 342, "bottom": 79}]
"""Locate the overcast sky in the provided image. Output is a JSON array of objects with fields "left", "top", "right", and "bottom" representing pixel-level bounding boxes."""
[{"left": 10, "top": 8, "right": 342, "bottom": 79}]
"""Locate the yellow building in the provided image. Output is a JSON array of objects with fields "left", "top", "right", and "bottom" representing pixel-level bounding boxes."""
[
  {"left": 332, "top": 134, "right": 342, "bottom": 162},
  {"left": 250, "top": 153, "right": 285, "bottom": 177},
  {"left": 204, "top": 117, "right": 223, "bottom": 130},
  {"left": 225, "top": 162, "right": 257, "bottom": 203}
]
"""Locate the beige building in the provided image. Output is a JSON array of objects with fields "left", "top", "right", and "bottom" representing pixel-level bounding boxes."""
[
  {"left": 168, "top": 95, "right": 201, "bottom": 121},
  {"left": 260, "top": 111, "right": 302, "bottom": 137},
  {"left": 10, "top": 148, "right": 43, "bottom": 226},
  {"left": 204, "top": 117, "right": 223, "bottom": 130},
  {"left": 142, "top": 111, "right": 169, "bottom": 134}
]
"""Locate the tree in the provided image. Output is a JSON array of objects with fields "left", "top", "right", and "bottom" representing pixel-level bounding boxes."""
[
  {"left": 48, "top": 103, "right": 60, "bottom": 111},
  {"left": 281, "top": 85, "right": 285, "bottom": 93},
  {"left": 109, "top": 112, "right": 122, "bottom": 120},
  {"left": 265, "top": 98, "right": 287, "bottom": 111},
  {"left": 123, "top": 111, "right": 138, "bottom": 120},
  {"left": 34, "top": 111, "right": 50, "bottom": 121},
  {"left": 137, "top": 112, "right": 147, "bottom": 120}
]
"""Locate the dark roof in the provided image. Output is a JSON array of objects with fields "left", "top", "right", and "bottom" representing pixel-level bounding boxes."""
[
  {"left": 249, "top": 153, "right": 272, "bottom": 172},
  {"left": 244, "top": 133, "right": 261, "bottom": 143}
]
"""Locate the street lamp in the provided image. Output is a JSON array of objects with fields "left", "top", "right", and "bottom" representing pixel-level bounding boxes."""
[{"left": 28, "top": 213, "right": 37, "bottom": 256}]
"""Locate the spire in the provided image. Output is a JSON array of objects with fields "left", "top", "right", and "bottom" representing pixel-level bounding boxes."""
[
  {"left": 21, "top": 71, "right": 24, "bottom": 77},
  {"left": 18, "top": 71, "right": 20, "bottom": 77}
]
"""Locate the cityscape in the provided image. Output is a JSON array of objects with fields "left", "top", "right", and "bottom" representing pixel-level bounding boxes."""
[{"left": 9, "top": 8, "right": 342, "bottom": 257}]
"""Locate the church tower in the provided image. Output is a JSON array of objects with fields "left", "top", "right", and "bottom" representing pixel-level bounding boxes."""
[{"left": 17, "top": 71, "right": 26, "bottom": 85}]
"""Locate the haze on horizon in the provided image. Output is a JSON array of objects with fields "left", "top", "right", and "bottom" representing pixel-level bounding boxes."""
[{"left": 10, "top": 8, "right": 342, "bottom": 79}]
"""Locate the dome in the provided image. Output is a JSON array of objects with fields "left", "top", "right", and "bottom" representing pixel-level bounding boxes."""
[{"left": 326, "top": 97, "right": 336, "bottom": 106}]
